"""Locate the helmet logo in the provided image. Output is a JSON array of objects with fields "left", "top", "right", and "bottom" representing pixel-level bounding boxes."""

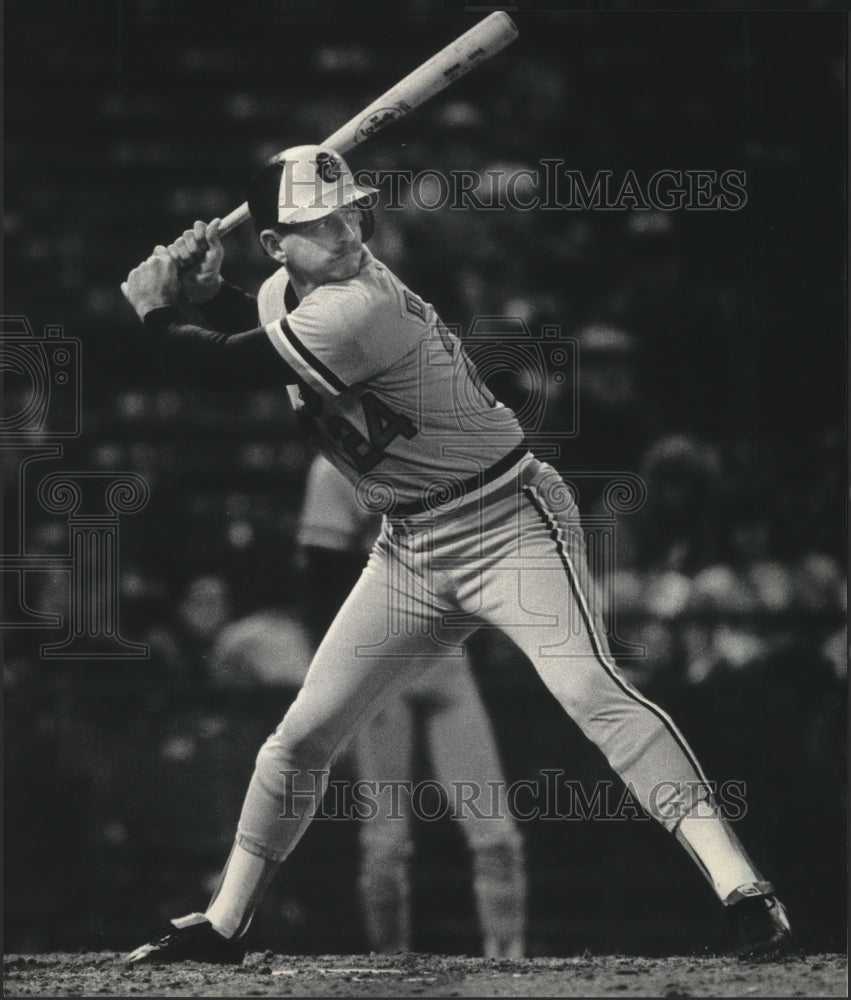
[{"left": 315, "top": 151, "right": 343, "bottom": 184}]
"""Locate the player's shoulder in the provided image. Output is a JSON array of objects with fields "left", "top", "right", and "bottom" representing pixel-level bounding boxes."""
[
  {"left": 258, "top": 265, "right": 290, "bottom": 298},
  {"left": 298, "top": 250, "right": 408, "bottom": 326},
  {"left": 257, "top": 266, "right": 292, "bottom": 323},
  {"left": 268, "top": 251, "right": 429, "bottom": 384}
]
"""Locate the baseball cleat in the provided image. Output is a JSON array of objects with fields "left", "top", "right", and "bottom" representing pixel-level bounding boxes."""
[
  {"left": 727, "top": 894, "right": 793, "bottom": 957},
  {"left": 125, "top": 913, "right": 246, "bottom": 965}
]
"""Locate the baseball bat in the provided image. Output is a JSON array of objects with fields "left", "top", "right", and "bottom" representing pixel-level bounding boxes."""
[{"left": 217, "top": 11, "right": 518, "bottom": 235}]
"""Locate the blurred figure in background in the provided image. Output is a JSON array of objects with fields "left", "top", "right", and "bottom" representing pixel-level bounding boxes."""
[
  {"left": 166, "top": 573, "right": 238, "bottom": 683},
  {"left": 630, "top": 433, "right": 723, "bottom": 579},
  {"left": 571, "top": 324, "right": 662, "bottom": 498},
  {"left": 610, "top": 433, "right": 722, "bottom": 690},
  {"left": 296, "top": 454, "right": 527, "bottom": 958},
  {"left": 206, "top": 603, "right": 315, "bottom": 691}
]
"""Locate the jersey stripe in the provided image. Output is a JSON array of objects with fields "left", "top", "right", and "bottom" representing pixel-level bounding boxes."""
[
  {"left": 521, "top": 481, "right": 710, "bottom": 787},
  {"left": 265, "top": 318, "right": 348, "bottom": 396}
]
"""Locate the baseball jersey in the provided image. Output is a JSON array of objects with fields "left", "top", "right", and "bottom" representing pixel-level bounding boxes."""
[{"left": 258, "top": 250, "right": 525, "bottom": 509}]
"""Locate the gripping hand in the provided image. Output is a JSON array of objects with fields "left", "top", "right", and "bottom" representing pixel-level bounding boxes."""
[
  {"left": 121, "top": 247, "right": 181, "bottom": 321},
  {"left": 167, "top": 219, "right": 225, "bottom": 304}
]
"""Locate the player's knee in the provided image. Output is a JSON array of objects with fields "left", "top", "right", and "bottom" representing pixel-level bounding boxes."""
[
  {"left": 546, "top": 664, "right": 627, "bottom": 726},
  {"left": 254, "top": 716, "right": 333, "bottom": 793}
]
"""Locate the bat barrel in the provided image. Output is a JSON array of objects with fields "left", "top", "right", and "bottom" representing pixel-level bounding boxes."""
[
  {"left": 323, "top": 11, "right": 518, "bottom": 153},
  {"left": 206, "top": 12, "right": 517, "bottom": 238}
]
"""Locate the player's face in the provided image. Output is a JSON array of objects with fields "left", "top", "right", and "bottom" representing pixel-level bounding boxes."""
[{"left": 277, "top": 204, "right": 365, "bottom": 291}]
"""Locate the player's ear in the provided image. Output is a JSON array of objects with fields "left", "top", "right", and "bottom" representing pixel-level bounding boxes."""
[{"left": 259, "top": 228, "right": 287, "bottom": 264}]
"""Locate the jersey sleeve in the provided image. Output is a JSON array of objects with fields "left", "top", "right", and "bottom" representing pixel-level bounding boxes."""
[
  {"left": 143, "top": 306, "right": 298, "bottom": 390},
  {"left": 264, "top": 282, "right": 386, "bottom": 396},
  {"left": 257, "top": 271, "right": 288, "bottom": 328},
  {"left": 195, "top": 280, "right": 259, "bottom": 333}
]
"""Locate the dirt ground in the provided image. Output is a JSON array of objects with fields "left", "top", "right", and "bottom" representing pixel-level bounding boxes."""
[{"left": 2, "top": 950, "right": 847, "bottom": 998}]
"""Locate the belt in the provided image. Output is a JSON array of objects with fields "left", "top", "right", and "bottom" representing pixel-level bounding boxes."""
[{"left": 387, "top": 443, "right": 531, "bottom": 519}]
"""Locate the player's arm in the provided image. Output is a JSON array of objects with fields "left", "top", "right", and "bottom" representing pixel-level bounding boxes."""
[
  {"left": 122, "top": 246, "right": 297, "bottom": 390},
  {"left": 143, "top": 308, "right": 297, "bottom": 389}
]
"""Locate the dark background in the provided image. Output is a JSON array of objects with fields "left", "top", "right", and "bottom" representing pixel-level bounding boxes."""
[{"left": 2, "top": 0, "right": 847, "bottom": 960}]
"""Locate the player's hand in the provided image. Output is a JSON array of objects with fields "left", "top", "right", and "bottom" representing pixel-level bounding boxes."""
[
  {"left": 167, "top": 219, "right": 224, "bottom": 304},
  {"left": 120, "top": 247, "right": 181, "bottom": 321}
]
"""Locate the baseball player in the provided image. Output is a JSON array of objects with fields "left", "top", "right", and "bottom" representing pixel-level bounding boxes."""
[
  {"left": 297, "top": 452, "right": 526, "bottom": 958},
  {"left": 120, "top": 144, "right": 791, "bottom": 963}
]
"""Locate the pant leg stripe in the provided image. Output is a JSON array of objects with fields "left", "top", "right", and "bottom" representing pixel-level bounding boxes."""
[{"left": 522, "top": 483, "right": 709, "bottom": 784}]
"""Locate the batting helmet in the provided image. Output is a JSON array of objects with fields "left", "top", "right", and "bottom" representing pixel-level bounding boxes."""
[{"left": 247, "top": 144, "right": 377, "bottom": 238}]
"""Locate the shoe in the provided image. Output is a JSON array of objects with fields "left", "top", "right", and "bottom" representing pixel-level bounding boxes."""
[
  {"left": 126, "top": 913, "right": 246, "bottom": 965},
  {"left": 726, "top": 894, "right": 793, "bottom": 957}
]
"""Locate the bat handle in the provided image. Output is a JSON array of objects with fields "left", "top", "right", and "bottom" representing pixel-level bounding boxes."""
[
  {"left": 219, "top": 202, "right": 251, "bottom": 235},
  {"left": 170, "top": 207, "right": 246, "bottom": 274}
]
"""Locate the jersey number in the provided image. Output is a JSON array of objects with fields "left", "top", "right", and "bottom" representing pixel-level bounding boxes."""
[{"left": 326, "top": 392, "right": 417, "bottom": 473}]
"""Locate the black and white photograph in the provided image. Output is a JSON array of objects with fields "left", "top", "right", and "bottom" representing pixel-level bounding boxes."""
[{"left": 2, "top": 1, "right": 847, "bottom": 996}]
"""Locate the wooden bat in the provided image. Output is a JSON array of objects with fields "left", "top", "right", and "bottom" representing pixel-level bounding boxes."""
[{"left": 217, "top": 11, "right": 518, "bottom": 235}]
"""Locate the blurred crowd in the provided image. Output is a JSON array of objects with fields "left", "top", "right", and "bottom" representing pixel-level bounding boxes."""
[{"left": 4, "top": 4, "right": 846, "bottom": 953}]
